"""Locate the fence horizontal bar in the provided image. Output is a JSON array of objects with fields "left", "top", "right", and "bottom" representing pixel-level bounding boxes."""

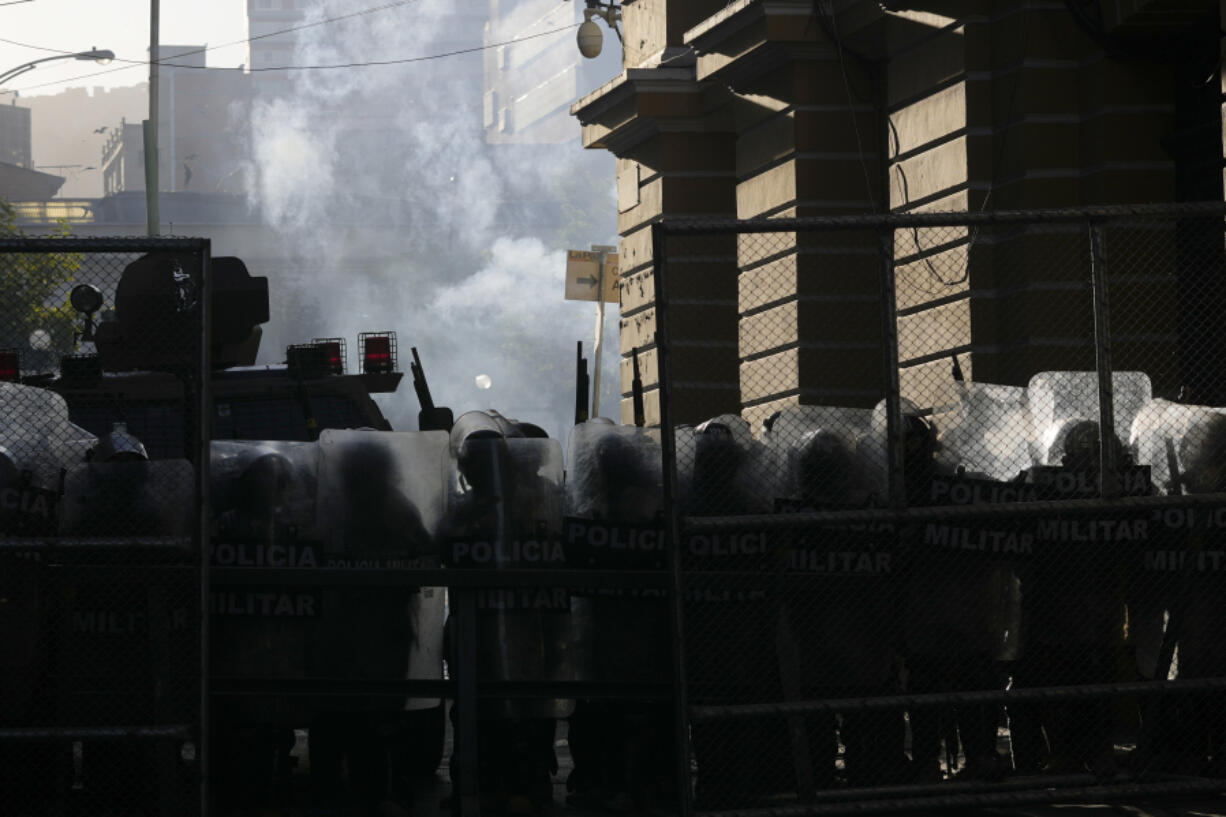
[
  {"left": 697, "top": 778, "right": 1225, "bottom": 817},
  {"left": 0, "top": 725, "right": 191, "bottom": 741},
  {"left": 739, "top": 772, "right": 1103, "bottom": 805},
  {"left": 659, "top": 201, "right": 1226, "bottom": 235},
  {"left": 683, "top": 492, "right": 1226, "bottom": 531},
  {"left": 211, "top": 567, "right": 671, "bottom": 589},
  {"left": 0, "top": 536, "right": 194, "bottom": 550},
  {"left": 689, "top": 676, "right": 1226, "bottom": 721},
  {"left": 209, "top": 677, "right": 673, "bottom": 700},
  {"left": 0, "top": 237, "right": 210, "bottom": 253}
]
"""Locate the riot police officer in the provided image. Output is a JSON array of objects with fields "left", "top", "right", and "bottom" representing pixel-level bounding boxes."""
[
  {"left": 564, "top": 422, "right": 674, "bottom": 811},
  {"left": 767, "top": 409, "right": 907, "bottom": 789},
  {"left": 1015, "top": 418, "right": 1142, "bottom": 775},
  {"left": 1137, "top": 409, "right": 1226, "bottom": 775},
  {"left": 680, "top": 415, "right": 780, "bottom": 808},
  {"left": 444, "top": 411, "right": 573, "bottom": 815},
  {"left": 890, "top": 394, "right": 1027, "bottom": 783}
]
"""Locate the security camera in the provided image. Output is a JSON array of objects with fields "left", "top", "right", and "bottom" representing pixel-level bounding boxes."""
[{"left": 577, "top": 19, "right": 603, "bottom": 58}]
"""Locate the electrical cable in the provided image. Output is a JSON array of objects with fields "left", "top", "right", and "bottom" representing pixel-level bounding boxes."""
[
  {"left": 0, "top": 0, "right": 428, "bottom": 92},
  {"left": 2, "top": 18, "right": 576, "bottom": 96},
  {"left": 243, "top": 24, "right": 579, "bottom": 73},
  {"left": 0, "top": 0, "right": 418, "bottom": 62}
]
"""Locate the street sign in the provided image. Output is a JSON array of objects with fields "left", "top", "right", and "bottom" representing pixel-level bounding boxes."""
[{"left": 564, "top": 249, "right": 619, "bottom": 303}]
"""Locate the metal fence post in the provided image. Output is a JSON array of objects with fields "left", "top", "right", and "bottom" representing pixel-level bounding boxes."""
[
  {"left": 197, "top": 244, "right": 213, "bottom": 817},
  {"left": 1088, "top": 219, "right": 1119, "bottom": 496},
  {"left": 452, "top": 588, "right": 480, "bottom": 817},
  {"left": 878, "top": 227, "right": 905, "bottom": 507},
  {"left": 653, "top": 220, "right": 693, "bottom": 817}
]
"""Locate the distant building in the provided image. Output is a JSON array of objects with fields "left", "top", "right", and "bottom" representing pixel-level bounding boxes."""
[
  {"left": 247, "top": 0, "right": 303, "bottom": 97},
  {"left": 0, "top": 102, "right": 31, "bottom": 169},
  {"left": 99, "top": 46, "right": 252, "bottom": 196},
  {"left": 17, "top": 85, "right": 146, "bottom": 199},
  {"left": 100, "top": 119, "right": 143, "bottom": 196},
  {"left": 484, "top": 0, "right": 621, "bottom": 144}
]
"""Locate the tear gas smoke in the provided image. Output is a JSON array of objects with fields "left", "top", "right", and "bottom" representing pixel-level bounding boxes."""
[{"left": 245, "top": 0, "right": 621, "bottom": 440}]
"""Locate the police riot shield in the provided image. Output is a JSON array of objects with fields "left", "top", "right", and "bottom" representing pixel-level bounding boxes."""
[
  {"left": 762, "top": 405, "right": 894, "bottom": 691},
  {"left": 1128, "top": 398, "right": 1190, "bottom": 680},
  {"left": 564, "top": 421, "right": 666, "bottom": 683},
  {"left": 1013, "top": 374, "right": 1155, "bottom": 776},
  {"left": 562, "top": 422, "right": 672, "bottom": 808},
  {"left": 60, "top": 459, "right": 195, "bottom": 538},
  {"left": 209, "top": 440, "right": 322, "bottom": 723},
  {"left": 678, "top": 414, "right": 780, "bottom": 518},
  {"left": 1028, "top": 370, "right": 1152, "bottom": 466},
  {"left": 56, "top": 458, "right": 197, "bottom": 729},
  {"left": 0, "top": 382, "right": 97, "bottom": 502},
  {"left": 1130, "top": 403, "right": 1226, "bottom": 683},
  {"left": 445, "top": 411, "right": 581, "bottom": 720},
  {"left": 933, "top": 381, "right": 1036, "bottom": 482},
  {"left": 1022, "top": 372, "right": 1153, "bottom": 652},
  {"left": 923, "top": 381, "right": 1035, "bottom": 663},
  {"left": 0, "top": 386, "right": 96, "bottom": 728},
  {"left": 676, "top": 414, "right": 780, "bottom": 685},
  {"left": 677, "top": 415, "right": 787, "bottom": 802},
  {"left": 316, "top": 429, "right": 449, "bottom": 712}
]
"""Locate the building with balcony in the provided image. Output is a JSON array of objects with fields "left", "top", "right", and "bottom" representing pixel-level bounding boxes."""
[{"left": 99, "top": 46, "right": 252, "bottom": 198}]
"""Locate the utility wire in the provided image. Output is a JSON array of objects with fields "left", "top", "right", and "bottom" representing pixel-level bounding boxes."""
[
  {"left": 0, "top": 0, "right": 421, "bottom": 92},
  {"left": 2, "top": 22, "right": 577, "bottom": 96},
  {"left": 246, "top": 24, "right": 578, "bottom": 72}
]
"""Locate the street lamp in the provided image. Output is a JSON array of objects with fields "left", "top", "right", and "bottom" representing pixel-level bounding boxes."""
[{"left": 0, "top": 47, "right": 115, "bottom": 87}]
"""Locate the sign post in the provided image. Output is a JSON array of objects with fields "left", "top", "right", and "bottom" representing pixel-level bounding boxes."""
[{"left": 564, "top": 245, "right": 619, "bottom": 418}]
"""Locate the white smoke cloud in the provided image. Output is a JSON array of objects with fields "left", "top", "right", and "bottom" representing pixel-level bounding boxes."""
[
  {"left": 245, "top": 0, "right": 620, "bottom": 439},
  {"left": 369, "top": 236, "right": 619, "bottom": 438},
  {"left": 250, "top": 98, "right": 337, "bottom": 231}
]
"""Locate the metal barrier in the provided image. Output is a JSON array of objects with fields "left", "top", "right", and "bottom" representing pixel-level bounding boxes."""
[
  {"left": 5, "top": 204, "right": 1226, "bottom": 816},
  {"left": 0, "top": 235, "right": 210, "bottom": 817},
  {"left": 652, "top": 203, "right": 1226, "bottom": 814}
]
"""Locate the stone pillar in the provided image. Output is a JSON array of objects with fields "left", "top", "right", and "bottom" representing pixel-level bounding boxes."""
[
  {"left": 573, "top": 66, "right": 740, "bottom": 426},
  {"left": 687, "top": 1, "right": 887, "bottom": 430}
]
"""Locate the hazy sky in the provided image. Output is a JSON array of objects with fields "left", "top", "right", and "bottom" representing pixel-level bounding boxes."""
[{"left": 0, "top": 1, "right": 248, "bottom": 98}]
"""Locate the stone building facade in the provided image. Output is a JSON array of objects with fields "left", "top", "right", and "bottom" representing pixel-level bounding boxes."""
[{"left": 572, "top": 0, "right": 1226, "bottom": 427}]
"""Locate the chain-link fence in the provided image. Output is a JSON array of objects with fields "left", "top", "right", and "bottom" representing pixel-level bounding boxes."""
[
  {"left": 0, "top": 237, "right": 209, "bottom": 817},
  {"left": 7, "top": 210, "right": 1226, "bottom": 817},
  {"left": 653, "top": 203, "right": 1226, "bottom": 814}
]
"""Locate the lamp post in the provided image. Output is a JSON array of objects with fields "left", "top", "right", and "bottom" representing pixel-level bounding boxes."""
[{"left": 0, "top": 48, "right": 114, "bottom": 87}]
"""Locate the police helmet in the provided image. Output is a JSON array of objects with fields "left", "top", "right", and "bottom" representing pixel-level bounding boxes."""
[
  {"left": 0, "top": 445, "right": 19, "bottom": 486},
  {"left": 233, "top": 452, "right": 294, "bottom": 518},
  {"left": 903, "top": 413, "right": 937, "bottom": 464},
  {"left": 1047, "top": 418, "right": 1130, "bottom": 471},
  {"left": 794, "top": 428, "right": 858, "bottom": 507},
  {"left": 1178, "top": 412, "right": 1226, "bottom": 494},
  {"left": 91, "top": 422, "right": 149, "bottom": 463}
]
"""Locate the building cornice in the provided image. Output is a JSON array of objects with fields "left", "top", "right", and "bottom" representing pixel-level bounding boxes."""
[
  {"left": 570, "top": 63, "right": 731, "bottom": 154},
  {"left": 683, "top": 0, "right": 832, "bottom": 90}
]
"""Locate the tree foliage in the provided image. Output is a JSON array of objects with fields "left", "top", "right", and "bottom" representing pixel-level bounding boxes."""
[{"left": 0, "top": 199, "right": 83, "bottom": 367}]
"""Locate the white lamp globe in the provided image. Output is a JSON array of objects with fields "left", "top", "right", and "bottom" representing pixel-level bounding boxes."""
[{"left": 577, "top": 20, "right": 603, "bottom": 59}]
